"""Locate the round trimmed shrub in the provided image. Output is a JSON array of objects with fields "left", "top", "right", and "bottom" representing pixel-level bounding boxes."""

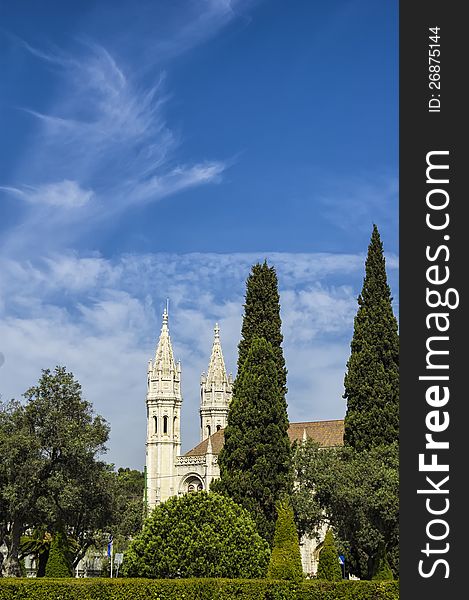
[{"left": 122, "top": 491, "right": 270, "bottom": 578}]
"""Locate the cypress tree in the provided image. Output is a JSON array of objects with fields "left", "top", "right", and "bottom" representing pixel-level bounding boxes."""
[
  {"left": 237, "top": 261, "right": 287, "bottom": 395},
  {"left": 316, "top": 529, "right": 342, "bottom": 581},
  {"left": 343, "top": 225, "right": 399, "bottom": 451},
  {"left": 212, "top": 337, "right": 292, "bottom": 543},
  {"left": 267, "top": 498, "right": 304, "bottom": 581},
  {"left": 44, "top": 532, "right": 72, "bottom": 578}
]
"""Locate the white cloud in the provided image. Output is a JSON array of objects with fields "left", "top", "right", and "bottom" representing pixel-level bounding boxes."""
[
  {"left": 0, "top": 250, "right": 398, "bottom": 469},
  {"left": 282, "top": 285, "right": 357, "bottom": 344}
]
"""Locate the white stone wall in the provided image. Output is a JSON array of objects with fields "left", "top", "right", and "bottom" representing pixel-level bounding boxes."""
[{"left": 175, "top": 454, "right": 220, "bottom": 494}]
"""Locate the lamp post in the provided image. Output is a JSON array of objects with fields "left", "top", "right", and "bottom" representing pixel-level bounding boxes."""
[{"left": 107, "top": 535, "right": 113, "bottom": 578}]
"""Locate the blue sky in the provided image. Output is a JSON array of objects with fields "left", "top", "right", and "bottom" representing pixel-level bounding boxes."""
[{"left": 0, "top": 0, "right": 398, "bottom": 469}]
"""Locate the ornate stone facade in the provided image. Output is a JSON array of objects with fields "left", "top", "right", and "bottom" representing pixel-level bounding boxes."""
[
  {"left": 145, "top": 308, "right": 182, "bottom": 506},
  {"left": 144, "top": 310, "right": 344, "bottom": 575}
]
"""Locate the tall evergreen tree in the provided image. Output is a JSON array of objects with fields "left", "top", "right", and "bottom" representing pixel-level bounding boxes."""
[
  {"left": 212, "top": 338, "right": 292, "bottom": 543},
  {"left": 343, "top": 225, "right": 399, "bottom": 451},
  {"left": 237, "top": 261, "right": 287, "bottom": 395}
]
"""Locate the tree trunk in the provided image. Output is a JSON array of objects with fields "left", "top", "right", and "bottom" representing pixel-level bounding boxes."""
[
  {"left": 36, "top": 549, "right": 49, "bottom": 577},
  {"left": 3, "top": 520, "right": 22, "bottom": 577}
]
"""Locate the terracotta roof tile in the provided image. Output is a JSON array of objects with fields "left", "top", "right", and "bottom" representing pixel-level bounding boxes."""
[
  {"left": 287, "top": 420, "right": 344, "bottom": 447},
  {"left": 184, "top": 429, "right": 225, "bottom": 457},
  {"left": 184, "top": 419, "right": 344, "bottom": 457}
]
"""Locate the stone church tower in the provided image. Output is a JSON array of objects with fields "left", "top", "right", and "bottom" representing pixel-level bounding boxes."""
[
  {"left": 199, "top": 323, "right": 233, "bottom": 441},
  {"left": 142, "top": 313, "right": 344, "bottom": 576},
  {"left": 145, "top": 308, "right": 182, "bottom": 508}
]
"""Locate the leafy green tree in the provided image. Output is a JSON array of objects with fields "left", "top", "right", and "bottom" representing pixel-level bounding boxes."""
[
  {"left": 291, "top": 441, "right": 329, "bottom": 541},
  {"left": 212, "top": 338, "right": 292, "bottom": 543},
  {"left": 109, "top": 468, "right": 145, "bottom": 552},
  {"left": 267, "top": 498, "right": 303, "bottom": 581},
  {"left": 316, "top": 529, "right": 342, "bottom": 581},
  {"left": 24, "top": 367, "right": 113, "bottom": 569},
  {"left": 122, "top": 492, "right": 270, "bottom": 578},
  {"left": 343, "top": 225, "right": 399, "bottom": 451},
  {"left": 237, "top": 261, "right": 287, "bottom": 395},
  {"left": 44, "top": 532, "right": 72, "bottom": 578},
  {"left": 0, "top": 400, "right": 43, "bottom": 577},
  {"left": 0, "top": 367, "right": 112, "bottom": 576},
  {"left": 292, "top": 441, "right": 399, "bottom": 579}
]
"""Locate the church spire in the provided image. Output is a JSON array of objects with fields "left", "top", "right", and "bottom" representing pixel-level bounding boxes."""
[
  {"left": 145, "top": 306, "right": 182, "bottom": 509},
  {"left": 205, "top": 323, "right": 230, "bottom": 388},
  {"left": 200, "top": 323, "right": 233, "bottom": 441},
  {"left": 152, "top": 307, "right": 178, "bottom": 380}
]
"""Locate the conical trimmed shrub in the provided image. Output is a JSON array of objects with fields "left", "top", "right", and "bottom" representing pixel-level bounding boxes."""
[
  {"left": 267, "top": 498, "right": 303, "bottom": 581},
  {"left": 372, "top": 551, "right": 394, "bottom": 580},
  {"left": 44, "top": 532, "right": 72, "bottom": 578},
  {"left": 316, "top": 529, "right": 342, "bottom": 581}
]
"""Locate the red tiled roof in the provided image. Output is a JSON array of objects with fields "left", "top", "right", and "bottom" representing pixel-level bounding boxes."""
[
  {"left": 184, "top": 419, "right": 344, "bottom": 457},
  {"left": 287, "top": 420, "right": 344, "bottom": 447},
  {"left": 184, "top": 429, "right": 225, "bottom": 457}
]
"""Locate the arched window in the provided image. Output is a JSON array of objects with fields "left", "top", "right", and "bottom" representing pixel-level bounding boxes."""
[
  {"left": 163, "top": 415, "right": 168, "bottom": 434},
  {"left": 186, "top": 477, "right": 203, "bottom": 494},
  {"left": 206, "top": 424, "right": 211, "bottom": 437},
  {"left": 153, "top": 416, "right": 158, "bottom": 434},
  {"left": 216, "top": 424, "right": 221, "bottom": 432}
]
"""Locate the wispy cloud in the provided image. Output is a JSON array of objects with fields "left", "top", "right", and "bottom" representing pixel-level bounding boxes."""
[
  {"left": 319, "top": 173, "right": 398, "bottom": 235},
  {"left": 0, "top": 180, "right": 94, "bottom": 208},
  {"left": 129, "top": 162, "right": 227, "bottom": 207},
  {"left": 147, "top": 0, "right": 251, "bottom": 63},
  {"left": 1, "top": 25, "right": 231, "bottom": 255},
  {"left": 18, "top": 39, "right": 225, "bottom": 199}
]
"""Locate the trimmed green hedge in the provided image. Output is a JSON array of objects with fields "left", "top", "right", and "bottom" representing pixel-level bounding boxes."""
[{"left": 0, "top": 578, "right": 398, "bottom": 599}]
